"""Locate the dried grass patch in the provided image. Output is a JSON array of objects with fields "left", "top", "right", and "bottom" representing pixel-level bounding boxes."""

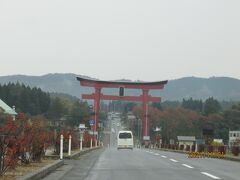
[{"left": 1, "top": 159, "right": 55, "bottom": 180}]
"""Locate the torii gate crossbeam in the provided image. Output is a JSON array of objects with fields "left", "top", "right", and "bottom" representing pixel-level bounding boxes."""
[{"left": 77, "top": 77, "right": 168, "bottom": 144}]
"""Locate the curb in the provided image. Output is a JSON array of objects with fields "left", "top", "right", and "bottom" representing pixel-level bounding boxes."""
[
  {"left": 223, "top": 156, "right": 240, "bottom": 162},
  {"left": 151, "top": 148, "right": 240, "bottom": 162},
  {"left": 17, "top": 146, "right": 102, "bottom": 180},
  {"left": 17, "top": 160, "right": 64, "bottom": 180},
  {"left": 44, "top": 146, "right": 102, "bottom": 159},
  {"left": 65, "top": 146, "right": 102, "bottom": 159},
  {"left": 153, "top": 148, "right": 186, "bottom": 154}
]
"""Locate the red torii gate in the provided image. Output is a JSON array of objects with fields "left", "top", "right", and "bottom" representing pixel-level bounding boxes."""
[{"left": 77, "top": 77, "right": 168, "bottom": 143}]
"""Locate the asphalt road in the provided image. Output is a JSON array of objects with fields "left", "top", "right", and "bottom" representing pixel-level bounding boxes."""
[{"left": 42, "top": 148, "right": 240, "bottom": 180}]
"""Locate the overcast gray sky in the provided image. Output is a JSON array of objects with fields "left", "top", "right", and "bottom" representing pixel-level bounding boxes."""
[{"left": 0, "top": 0, "right": 239, "bottom": 81}]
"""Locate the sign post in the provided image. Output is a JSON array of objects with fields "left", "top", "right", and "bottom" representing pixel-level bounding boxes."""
[
  {"left": 79, "top": 124, "right": 86, "bottom": 151},
  {"left": 68, "top": 135, "right": 72, "bottom": 156},
  {"left": 60, "top": 134, "right": 63, "bottom": 160},
  {"left": 89, "top": 120, "right": 95, "bottom": 148},
  {"left": 90, "top": 138, "right": 92, "bottom": 149}
]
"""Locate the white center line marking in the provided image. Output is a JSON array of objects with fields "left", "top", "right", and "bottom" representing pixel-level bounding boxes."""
[
  {"left": 201, "top": 172, "right": 220, "bottom": 179},
  {"left": 170, "top": 159, "right": 178, "bottom": 162},
  {"left": 149, "top": 151, "right": 154, "bottom": 154},
  {"left": 154, "top": 153, "right": 159, "bottom": 156},
  {"left": 182, "top": 164, "right": 194, "bottom": 169},
  {"left": 161, "top": 155, "right": 167, "bottom": 158}
]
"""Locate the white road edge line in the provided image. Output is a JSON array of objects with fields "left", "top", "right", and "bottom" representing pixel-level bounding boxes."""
[
  {"left": 182, "top": 164, "right": 194, "bottom": 169},
  {"left": 201, "top": 172, "right": 220, "bottom": 179},
  {"left": 161, "top": 155, "right": 167, "bottom": 158},
  {"left": 170, "top": 159, "right": 178, "bottom": 162},
  {"left": 154, "top": 153, "right": 159, "bottom": 156}
]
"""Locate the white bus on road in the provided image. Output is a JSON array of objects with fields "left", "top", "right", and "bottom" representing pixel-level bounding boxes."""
[{"left": 117, "top": 131, "right": 134, "bottom": 150}]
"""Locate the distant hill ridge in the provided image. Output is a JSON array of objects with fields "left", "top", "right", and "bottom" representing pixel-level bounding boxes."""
[{"left": 0, "top": 74, "right": 240, "bottom": 101}]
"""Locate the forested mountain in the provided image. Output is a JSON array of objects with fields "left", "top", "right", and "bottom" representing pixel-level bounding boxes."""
[{"left": 0, "top": 74, "right": 240, "bottom": 101}]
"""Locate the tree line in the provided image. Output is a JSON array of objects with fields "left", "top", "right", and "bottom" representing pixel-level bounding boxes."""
[
  {"left": 0, "top": 83, "right": 90, "bottom": 127},
  {"left": 130, "top": 97, "right": 240, "bottom": 144},
  {"left": 0, "top": 83, "right": 50, "bottom": 115}
]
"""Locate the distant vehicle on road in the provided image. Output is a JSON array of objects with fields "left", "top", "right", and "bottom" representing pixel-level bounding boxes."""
[{"left": 117, "top": 131, "right": 133, "bottom": 150}]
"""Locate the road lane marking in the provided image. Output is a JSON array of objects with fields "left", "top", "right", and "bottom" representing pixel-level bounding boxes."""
[
  {"left": 170, "top": 159, "right": 178, "bottom": 162},
  {"left": 161, "top": 155, "right": 167, "bottom": 158},
  {"left": 182, "top": 164, "right": 194, "bottom": 169},
  {"left": 154, "top": 153, "right": 159, "bottom": 156},
  {"left": 149, "top": 151, "right": 154, "bottom": 154},
  {"left": 201, "top": 172, "right": 220, "bottom": 179}
]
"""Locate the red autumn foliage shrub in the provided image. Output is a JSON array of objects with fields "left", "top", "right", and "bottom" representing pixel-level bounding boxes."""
[
  {"left": 175, "top": 144, "right": 179, "bottom": 150},
  {"left": 167, "top": 144, "right": 171, "bottom": 149},
  {"left": 198, "top": 144, "right": 205, "bottom": 152},
  {"left": 186, "top": 145, "right": 190, "bottom": 151},
  {"left": 70, "top": 131, "right": 80, "bottom": 150},
  {"left": 83, "top": 132, "right": 92, "bottom": 148},
  {"left": 191, "top": 145, "right": 195, "bottom": 152},
  {"left": 207, "top": 145, "right": 214, "bottom": 153},
  {"left": 218, "top": 146, "right": 226, "bottom": 154},
  {"left": 0, "top": 116, "right": 19, "bottom": 175},
  {"left": 55, "top": 131, "right": 70, "bottom": 153},
  {"left": 54, "top": 129, "right": 82, "bottom": 154},
  {"left": 231, "top": 146, "right": 239, "bottom": 156},
  {"left": 0, "top": 113, "right": 53, "bottom": 175}
]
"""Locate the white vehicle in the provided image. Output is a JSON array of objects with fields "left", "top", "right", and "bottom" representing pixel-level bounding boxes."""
[{"left": 117, "top": 131, "right": 133, "bottom": 150}]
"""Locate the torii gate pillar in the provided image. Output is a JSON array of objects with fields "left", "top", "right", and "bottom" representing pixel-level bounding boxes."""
[
  {"left": 92, "top": 87, "right": 101, "bottom": 142},
  {"left": 142, "top": 89, "right": 149, "bottom": 140}
]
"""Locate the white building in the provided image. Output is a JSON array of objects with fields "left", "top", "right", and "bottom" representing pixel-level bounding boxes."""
[
  {"left": 177, "top": 136, "right": 196, "bottom": 148},
  {"left": 0, "top": 99, "right": 17, "bottom": 120},
  {"left": 229, "top": 131, "right": 240, "bottom": 147}
]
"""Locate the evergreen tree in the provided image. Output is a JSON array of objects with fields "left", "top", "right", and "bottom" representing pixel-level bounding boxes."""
[
  {"left": 204, "top": 97, "right": 221, "bottom": 115},
  {"left": 47, "top": 97, "right": 67, "bottom": 119},
  {"left": 67, "top": 101, "right": 90, "bottom": 126},
  {"left": 182, "top": 98, "right": 203, "bottom": 112},
  {"left": 152, "top": 102, "right": 162, "bottom": 111}
]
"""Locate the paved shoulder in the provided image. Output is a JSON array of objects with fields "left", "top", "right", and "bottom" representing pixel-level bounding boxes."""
[{"left": 42, "top": 148, "right": 105, "bottom": 180}]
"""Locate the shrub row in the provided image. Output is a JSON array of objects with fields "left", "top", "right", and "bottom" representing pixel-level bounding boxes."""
[{"left": 159, "top": 144, "right": 240, "bottom": 156}]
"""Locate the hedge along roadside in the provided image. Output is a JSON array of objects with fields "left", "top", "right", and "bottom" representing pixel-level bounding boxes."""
[{"left": 150, "top": 146, "right": 240, "bottom": 162}]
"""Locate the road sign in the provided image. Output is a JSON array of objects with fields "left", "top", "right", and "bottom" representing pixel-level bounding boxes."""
[
  {"left": 89, "top": 131, "right": 98, "bottom": 135},
  {"left": 154, "top": 126, "right": 161, "bottom": 132},
  {"left": 143, "top": 136, "right": 150, "bottom": 140},
  {"left": 79, "top": 124, "right": 86, "bottom": 129},
  {"left": 89, "top": 120, "right": 95, "bottom": 126}
]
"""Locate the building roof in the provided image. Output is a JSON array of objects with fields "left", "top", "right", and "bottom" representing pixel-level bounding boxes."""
[
  {"left": 0, "top": 99, "right": 17, "bottom": 115},
  {"left": 229, "top": 131, "right": 240, "bottom": 133},
  {"left": 177, "top": 136, "right": 196, "bottom": 141}
]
